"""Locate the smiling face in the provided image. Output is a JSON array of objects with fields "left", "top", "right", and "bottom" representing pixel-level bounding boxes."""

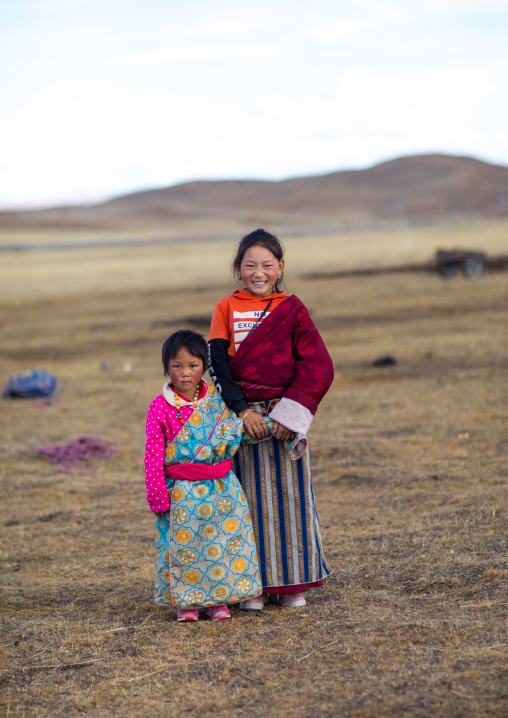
[
  {"left": 238, "top": 245, "right": 284, "bottom": 297},
  {"left": 167, "top": 348, "right": 204, "bottom": 399}
]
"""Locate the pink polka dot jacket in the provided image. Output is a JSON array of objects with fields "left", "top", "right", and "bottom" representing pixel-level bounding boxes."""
[{"left": 144, "top": 380, "right": 208, "bottom": 512}]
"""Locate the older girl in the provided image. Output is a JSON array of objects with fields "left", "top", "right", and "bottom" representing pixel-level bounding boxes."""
[{"left": 208, "top": 229, "right": 334, "bottom": 609}]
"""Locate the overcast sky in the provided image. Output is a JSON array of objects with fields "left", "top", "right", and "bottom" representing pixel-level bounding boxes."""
[{"left": 0, "top": 0, "right": 507, "bottom": 209}]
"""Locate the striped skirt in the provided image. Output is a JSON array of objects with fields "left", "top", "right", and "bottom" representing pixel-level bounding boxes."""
[{"left": 233, "top": 403, "right": 331, "bottom": 588}]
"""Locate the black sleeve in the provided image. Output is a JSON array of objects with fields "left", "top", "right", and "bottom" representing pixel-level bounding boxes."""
[{"left": 207, "top": 338, "right": 249, "bottom": 415}]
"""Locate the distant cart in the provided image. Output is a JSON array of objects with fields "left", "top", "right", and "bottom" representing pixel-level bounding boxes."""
[{"left": 436, "top": 250, "right": 486, "bottom": 279}]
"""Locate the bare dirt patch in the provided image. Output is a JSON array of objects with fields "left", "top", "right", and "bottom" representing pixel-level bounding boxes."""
[{"left": 1, "top": 267, "right": 507, "bottom": 717}]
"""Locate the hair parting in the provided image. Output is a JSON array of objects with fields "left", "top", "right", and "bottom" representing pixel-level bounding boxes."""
[{"left": 232, "top": 228, "right": 285, "bottom": 290}]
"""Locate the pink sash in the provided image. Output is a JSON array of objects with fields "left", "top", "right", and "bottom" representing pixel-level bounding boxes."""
[{"left": 164, "top": 459, "right": 232, "bottom": 482}]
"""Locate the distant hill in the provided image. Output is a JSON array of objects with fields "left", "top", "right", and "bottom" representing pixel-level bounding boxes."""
[{"left": 1, "top": 154, "right": 507, "bottom": 237}]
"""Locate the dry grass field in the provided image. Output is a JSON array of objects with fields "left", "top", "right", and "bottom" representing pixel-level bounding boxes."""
[
  {"left": 1, "top": 228, "right": 507, "bottom": 717},
  {"left": 1, "top": 220, "right": 508, "bottom": 304}
]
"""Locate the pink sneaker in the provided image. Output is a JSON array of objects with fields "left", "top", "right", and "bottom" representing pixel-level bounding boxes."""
[
  {"left": 206, "top": 605, "right": 231, "bottom": 621},
  {"left": 177, "top": 608, "right": 199, "bottom": 622},
  {"left": 279, "top": 593, "right": 306, "bottom": 608}
]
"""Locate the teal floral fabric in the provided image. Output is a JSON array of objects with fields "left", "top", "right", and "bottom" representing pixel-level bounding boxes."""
[{"left": 155, "top": 385, "right": 262, "bottom": 608}]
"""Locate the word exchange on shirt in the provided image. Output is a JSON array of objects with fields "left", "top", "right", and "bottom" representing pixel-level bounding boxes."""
[{"left": 233, "top": 309, "right": 271, "bottom": 349}]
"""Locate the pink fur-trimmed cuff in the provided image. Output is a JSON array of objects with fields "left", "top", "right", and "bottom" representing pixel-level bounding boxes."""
[{"left": 268, "top": 397, "right": 313, "bottom": 435}]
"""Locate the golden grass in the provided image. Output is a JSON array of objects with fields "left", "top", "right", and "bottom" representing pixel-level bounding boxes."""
[
  {"left": 1, "top": 220, "right": 507, "bottom": 304},
  {"left": 286, "top": 219, "right": 508, "bottom": 273},
  {"left": 0, "top": 240, "right": 231, "bottom": 304},
  {"left": 0, "top": 246, "right": 507, "bottom": 717}
]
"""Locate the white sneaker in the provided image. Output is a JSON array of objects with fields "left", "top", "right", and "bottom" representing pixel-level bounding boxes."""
[
  {"left": 239, "top": 594, "right": 268, "bottom": 610},
  {"left": 279, "top": 593, "right": 306, "bottom": 608}
]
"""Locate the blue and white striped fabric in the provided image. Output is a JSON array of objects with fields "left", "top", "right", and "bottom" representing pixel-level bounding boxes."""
[{"left": 233, "top": 402, "right": 331, "bottom": 588}]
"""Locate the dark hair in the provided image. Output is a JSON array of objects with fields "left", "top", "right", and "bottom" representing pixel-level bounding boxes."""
[
  {"left": 232, "top": 228, "right": 285, "bottom": 290},
  {"left": 161, "top": 330, "right": 207, "bottom": 377}
]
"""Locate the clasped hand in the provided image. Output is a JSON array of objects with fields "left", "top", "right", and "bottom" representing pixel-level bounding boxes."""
[{"left": 239, "top": 408, "right": 295, "bottom": 442}]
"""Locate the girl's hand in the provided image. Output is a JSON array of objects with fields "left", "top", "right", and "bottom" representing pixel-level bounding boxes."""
[
  {"left": 272, "top": 421, "right": 296, "bottom": 442},
  {"left": 240, "top": 409, "right": 269, "bottom": 439}
]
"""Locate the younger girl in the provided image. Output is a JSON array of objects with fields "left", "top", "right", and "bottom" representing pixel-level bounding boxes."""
[
  {"left": 208, "top": 229, "right": 334, "bottom": 609},
  {"left": 144, "top": 329, "right": 304, "bottom": 621}
]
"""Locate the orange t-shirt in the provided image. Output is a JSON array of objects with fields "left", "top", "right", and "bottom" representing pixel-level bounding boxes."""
[{"left": 209, "top": 289, "right": 289, "bottom": 356}]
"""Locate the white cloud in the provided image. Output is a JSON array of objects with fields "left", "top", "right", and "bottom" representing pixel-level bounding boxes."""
[
  {"left": 336, "top": 68, "right": 380, "bottom": 101},
  {"left": 262, "top": 94, "right": 296, "bottom": 116}
]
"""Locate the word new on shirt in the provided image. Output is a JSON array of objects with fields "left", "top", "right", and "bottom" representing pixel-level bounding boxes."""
[{"left": 233, "top": 309, "right": 272, "bottom": 349}]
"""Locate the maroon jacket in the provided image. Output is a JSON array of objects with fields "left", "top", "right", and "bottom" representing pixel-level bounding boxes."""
[{"left": 224, "top": 295, "right": 334, "bottom": 415}]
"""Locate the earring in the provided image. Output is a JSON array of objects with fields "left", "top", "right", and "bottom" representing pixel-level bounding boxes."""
[{"left": 237, "top": 277, "right": 242, "bottom": 281}]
